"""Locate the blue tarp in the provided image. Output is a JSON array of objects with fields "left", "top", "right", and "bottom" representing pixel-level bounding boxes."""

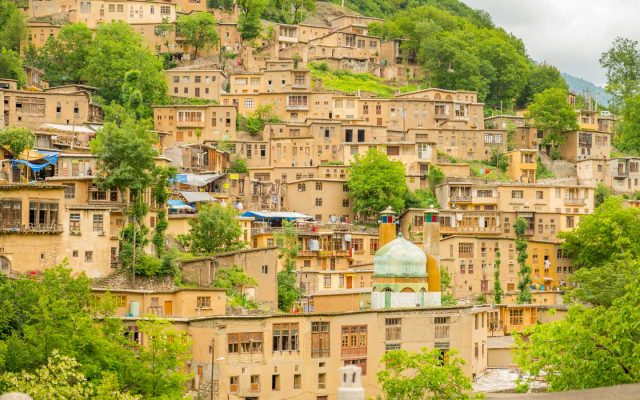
[
  {"left": 168, "top": 199, "right": 194, "bottom": 210},
  {"left": 10, "top": 150, "right": 59, "bottom": 172},
  {"left": 241, "top": 211, "right": 313, "bottom": 221}
]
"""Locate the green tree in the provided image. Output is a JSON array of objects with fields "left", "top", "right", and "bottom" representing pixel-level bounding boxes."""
[
  {"left": 90, "top": 117, "right": 158, "bottom": 276},
  {"left": 181, "top": 203, "right": 244, "bottom": 255},
  {"left": 427, "top": 165, "right": 445, "bottom": 191},
  {"left": 35, "top": 23, "right": 92, "bottom": 86},
  {"left": 440, "top": 266, "right": 456, "bottom": 305},
  {"left": 514, "top": 217, "right": 531, "bottom": 304},
  {"left": 151, "top": 166, "right": 177, "bottom": 259},
  {"left": 493, "top": 247, "right": 503, "bottom": 304},
  {"left": 0, "top": 48, "right": 25, "bottom": 87},
  {"left": 135, "top": 318, "right": 192, "bottom": 398},
  {"left": 237, "top": 104, "right": 281, "bottom": 135},
  {"left": 176, "top": 12, "right": 219, "bottom": 59},
  {"left": 517, "top": 63, "right": 568, "bottom": 107},
  {"left": 219, "top": 47, "right": 237, "bottom": 73},
  {"left": 600, "top": 37, "right": 640, "bottom": 105},
  {"left": 237, "top": 0, "right": 267, "bottom": 42},
  {"left": 275, "top": 220, "right": 301, "bottom": 311},
  {"left": 228, "top": 158, "right": 249, "bottom": 173},
  {"left": 594, "top": 182, "right": 612, "bottom": 207},
  {"left": 516, "top": 277, "right": 640, "bottom": 392},
  {"left": 83, "top": 21, "right": 167, "bottom": 112},
  {"left": 404, "top": 189, "right": 440, "bottom": 209},
  {"left": 0, "top": 127, "right": 35, "bottom": 158},
  {"left": 0, "top": 0, "right": 27, "bottom": 52},
  {"left": 347, "top": 148, "right": 408, "bottom": 220},
  {"left": 213, "top": 264, "right": 258, "bottom": 307},
  {"left": 614, "top": 94, "right": 640, "bottom": 153},
  {"left": 154, "top": 17, "right": 175, "bottom": 54},
  {"left": 378, "top": 348, "right": 479, "bottom": 400},
  {"left": 525, "top": 88, "right": 578, "bottom": 158}
]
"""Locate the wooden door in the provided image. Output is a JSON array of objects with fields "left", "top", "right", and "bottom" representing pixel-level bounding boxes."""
[
  {"left": 346, "top": 276, "right": 353, "bottom": 289},
  {"left": 164, "top": 301, "right": 173, "bottom": 317}
]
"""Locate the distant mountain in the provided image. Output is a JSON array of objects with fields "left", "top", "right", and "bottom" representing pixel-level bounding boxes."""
[{"left": 561, "top": 72, "right": 611, "bottom": 106}]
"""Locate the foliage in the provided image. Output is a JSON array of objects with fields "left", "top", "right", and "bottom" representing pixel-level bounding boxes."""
[
  {"left": 181, "top": 203, "right": 244, "bottom": 255},
  {"left": 83, "top": 21, "right": 167, "bottom": 115},
  {"left": 535, "top": 157, "right": 554, "bottom": 180},
  {"left": 153, "top": 17, "right": 175, "bottom": 53},
  {"left": 237, "top": 104, "right": 281, "bottom": 135},
  {"left": 208, "top": 0, "right": 235, "bottom": 11},
  {"left": 0, "top": 48, "right": 25, "bottom": 87},
  {"left": 237, "top": 0, "right": 267, "bottom": 42},
  {"left": 514, "top": 217, "right": 531, "bottom": 304},
  {"left": 228, "top": 158, "right": 249, "bottom": 173},
  {"left": 263, "top": 0, "right": 315, "bottom": 24},
  {"left": 0, "top": 127, "right": 35, "bottom": 157},
  {"left": 493, "top": 248, "right": 504, "bottom": 304},
  {"left": 213, "top": 265, "right": 258, "bottom": 308},
  {"left": 309, "top": 62, "right": 399, "bottom": 97},
  {"left": 516, "top": 63, "right": 568, "bottom": 108},
  {"left": 440, "top": 266, "right": 456, "bottom": 305},
  {"left": 560, "top": 197, "right": 640, "bottom": 270},
  {"left": 347, "top": 148, "right": 408, "bottom": 220},
  {"left": 427, "top": 165, "right": 445, "bottom": 191},
  {"left": 404, "top": 189, "right": 439, "bottom": 210},
  {"left": 0, "top": 0, "right": 27, "bottom": 52},
  {"left": 0, "top": 351, "right": 139, "bottom": 400},
  {"left": 32, "top": 23, "right": 92, "bottom": 86},
  {"left": 377, "top": 348, "right": 480, "bottom": 400},
  {"left": 176, "top": 12, "right": 219, "bottom": 59},
  {"left": 594, "top": 182, "right": 612, "bottom": 208},
  {"left": 525, "top": 88, "right": 578, "bottom": 153},
  {"left": 135, "top": 318, "right": 192, "bottom": 398},
  {"left": 488, "top": 149, "right": 509, "bottom": 172},
  {"left": 614, "top": 94, "right": 640, "bottom": 154},
  {"left": 219, "top": 47, "right": 238, "bottom": 73},
  {"left": 276, "top": 221, "right": 301, "bottom": 311},
  {"left": 151, "top": 166, "right": 177, "bottom": 258},
  {"left": 600, "top": 37, "right": 640, "bottom": 105},
  {"left": 515, "top": 277, "right": 640, "bottom": 391}
]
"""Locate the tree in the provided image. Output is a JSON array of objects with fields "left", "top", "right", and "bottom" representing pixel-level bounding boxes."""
[
  {"left": 493, "top": 247, "right": 504, "bottom": 304},
  {"left": 237, "top": 0, "right": 267, "bottom": 42},
  {"left": 600, "top": 37, "right": 640, "bottom": 105},
  {"left": 517, "top": 63, "right": 568, "bottom": 107},
  {"left": 264, "top": 0, "right": 315, "bottom": 24},
  {"left": 237, "top": 104, "right": 281, "bottom": 135},
  {"left": 427, "top": 165, "right": 445, "bottom": 191},
  {"left": 515, "top": 277, "right": 640, "bottom": 392},
  {"left": 151, "top": 166, "right": 177, "bottom": 259},
  {"left": 83, "top": 21, "right": 167, "bottom": 112},
  {"left": 0, "top": 0, "right": 27, "bottom": 52},
  {"left": 525, "top": 88, "right": 578, "bottom": 158},
  {"left": 404, "top": 189, "right": 440, "bottom": 210},
  {"left": 154, "top": 17, "right": 175, "bottom": 54},
  {"left": 276, "top": 220, "right": 300, "bottom": 311},
  {"left": 0, "top": 48, "right": 25, "bottom": 87},
  {"left": 0, "top": 351, "right": 139, "bottom": 400},
  {"left": 135, "top": 318, "right": 192, "bottom": 398},
  {"left": 90, "top": 117, "right": 158, "bottom": 276},
  {"left": 347, "top": 148, "right": 408, "bottom": 220},
  {"left": 0, "top": 127, "right": 35, "bottom": 158},
  {"left": 34, "top": 23, "right": 92, "bottom": 86},
  {"left": 176, "top": 12, "right": 219, "bottom": 59},
  {"left": 181, "top": 203, "right": 244, "bottom": 255},
  {"left": 614, "top": 94, "right": 640, "bottom": 153},
  {"left": 219, "top": 47, "right": 237, "bottom": 73},
  {"left": 514, "top": 217, "right": 531, "bottom": 304},
  {"left": 213, "top": 265, "right": 258, "bottom": 307},
  {"left": 594, "top": 182, "right": 612, "bottom": 207},
  {"left": 228, "top": 158, "right": 248, "bottom": 173},
  {"left": 377, "top": 348, "right": 480, "bottom": 400},
  {"left": 440, "top": 266, "right": 456, "bottom": 306}
]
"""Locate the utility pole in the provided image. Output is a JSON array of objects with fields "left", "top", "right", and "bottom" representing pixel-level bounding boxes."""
[{"left": 210, "top": 337, "right": 215, "bottom": 400}]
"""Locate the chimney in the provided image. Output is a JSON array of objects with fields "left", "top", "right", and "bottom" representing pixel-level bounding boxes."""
[
  {"left": 338, "top": 365, "right": 365, "bottom": 400},
  {"left": 378, "top": 206, "right": 397, "bottom": 248}
]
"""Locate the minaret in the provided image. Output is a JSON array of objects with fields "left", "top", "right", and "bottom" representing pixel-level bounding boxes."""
[
  {"left": 424, "top": 206, "right": 441, "bottom": 305},
  {"left": 378, "top": 206, "right": 397, "bottom": 248},
  {"left": 338, "top": 365, "right": 365, "bottom": 400}
]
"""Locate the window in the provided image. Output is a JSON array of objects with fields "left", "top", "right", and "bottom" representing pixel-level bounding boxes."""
[
  {"left": 318, "top": 373, "right": 326, "bottom": 389},
  {"left": 261, "top": 265, "right": 269, "bottom": 274},
  {"left": 511, "top": 190, "right": 524, "bottom": 199},
  {"left": 29, "top": 201, "right": 59, "bottom": 226},
  {"left": 245, "top": 99, "right": 254, "bottom": 108},
  {"left": 273, "top": 323, "right": 299, "bottom": 351},
  {"left": 458, "top": 242, "right": 474, "bottom": 258},
  {"left": 117, "top": 4, "right": 123, "bottom": 12},
  {"left": 342, "top": 199, "right": 350, "bottom": 208},
  {"left": 294, "top": 374, "right": 301, "bottom": 389},
  {"left": 536, "top": 191, "right": 544, "bottom": 200},
  {"left": 250, "top": 375, "right": 260, "bottom": 392},
  {"left": 298, "top": 183, "right": 306, "bottom": 192},
  {"left": 566, "top": 216, "right": 575, "bottom": 228},
  {"left": 0, "top": 200, "right": 21, "bottom": 229},
  {"left": 435, "top": 316, "right": 450, "bottom": 339},
  {"left": 160, "top": 5, "right": 170, "bottom": 14},
  {"left": 69, "top": 213, "right": 80, "bottom": 233},
  {"left": 229, "top": 376, "right": 239, "bottom": 392},
  {"left": 323, "top": 275, "right": 331, "bottom": 287},
  {"left": 315, "top": 182, "right": 323, "bottom": 191},
  {"left": 197, "top": 296, "right": 211, "bottom": 308},
  {"left": 369, "top": 238, "right": 379, "bottom": 254},
  {"left": 315, "top": 198, "right": 323, "bottom": 207},
  {"left": 509, "top": 309, "right": 524, "bottom": 325},
  {"left": 352, "top": 238, "right": 364, "bottom": 254},
  {"left": 113, "top": 295, "right": 126, "bottom": 307},
  {"left": 227, "top": 333, "right": 263, "bottom": 354},
  {"left": 93, "top": 214, "right": 104, "bottom": 232},
  {"left": 385, "top": 318, "right": 401, "bottom": 341},
  {"left": 108, "top": 4, "right": 115, "bottom": 12},
  {"left": 85, "top": 251, "right": 93, "bottom": 262},
  {"left": 272, "top": 374, "right": 280, "bottom": 391},
  {"left": 385, "top": 343, "right": 401, "bottom": 352},
  {"left": 341, "top": 325, "right": 367, "bottom": 357},
  {"left": 386, "top": 146, "right": 400, "bottom": 156},
  {"left": 311, "top": 322, "right": 330, "bottom": 358}
]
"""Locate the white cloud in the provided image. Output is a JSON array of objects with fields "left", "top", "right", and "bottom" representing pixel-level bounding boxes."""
[{"left": 462, "top": 0, "right": 640, "bottom": 85}]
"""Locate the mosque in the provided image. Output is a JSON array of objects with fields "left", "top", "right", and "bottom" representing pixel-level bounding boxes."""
[{"left": 371, "top": 207, "right": 442, "bottom": 309}]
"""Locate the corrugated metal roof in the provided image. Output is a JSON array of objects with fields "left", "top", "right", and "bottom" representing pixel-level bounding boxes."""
[{"left": 180, "top": 191, "right": 213, "bottom": 203}]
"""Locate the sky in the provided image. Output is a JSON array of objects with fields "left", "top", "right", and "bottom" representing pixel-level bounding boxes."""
[{"left": 461, "top": 0, "right": 640, "bottom": 86}]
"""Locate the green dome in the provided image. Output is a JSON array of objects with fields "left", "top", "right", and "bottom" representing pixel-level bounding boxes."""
[{"left": 374, "top": 237, "right": 427, "bottom": 277}]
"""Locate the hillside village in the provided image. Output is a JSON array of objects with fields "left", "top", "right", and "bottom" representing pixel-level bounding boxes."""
[{"left": 0, "top": 0, "right": 639, "bottom": 398}]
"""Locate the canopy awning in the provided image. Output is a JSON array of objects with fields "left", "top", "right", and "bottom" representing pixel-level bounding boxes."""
[
  {"left": 241, "top": 211, "right": 313, "bottom": 221},
  {"left": 10, "top": 149, "right": 59, "bottom": 172},
  {"left": 180, "top": 191, "right": 214, "bottom": 203},
  {"left": 174, "top": 173, "right": 224, "bottom": 187},
  {"left": 168, "top": 199, "right": 195, "bottom": 210}
]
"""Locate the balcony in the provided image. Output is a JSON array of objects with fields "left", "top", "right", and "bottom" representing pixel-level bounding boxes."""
[
  {"left": 564, "top": 197, "right": 586, "bottom": 206},
  {"left": 278, "top": 35, "right": 298, "bottom": 43},
  {"left": 440, "top": 225, "right": 502, "bottom": 235},
  {"left": 286, "top": 104, "right": 309, "bottom": 111},
  {"left": 0, "top": 222, "right": 63, "bottom": 234},
  {"left": 614, "top": 170, "right": 629, "bottom": 179},
  {"left": 450, "top": 195, "right": 472, "bottom": 202}
]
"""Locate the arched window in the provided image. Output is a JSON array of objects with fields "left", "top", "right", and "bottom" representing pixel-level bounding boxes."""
[
  {"left": 0, "top": 256, "right": 10, "bottom": 275},
  {"left": 298, "top": 183, "right": 306, "bottom": 192},
  {"left": 315, "top": 198, "right": 323, "bottom": 206}
]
